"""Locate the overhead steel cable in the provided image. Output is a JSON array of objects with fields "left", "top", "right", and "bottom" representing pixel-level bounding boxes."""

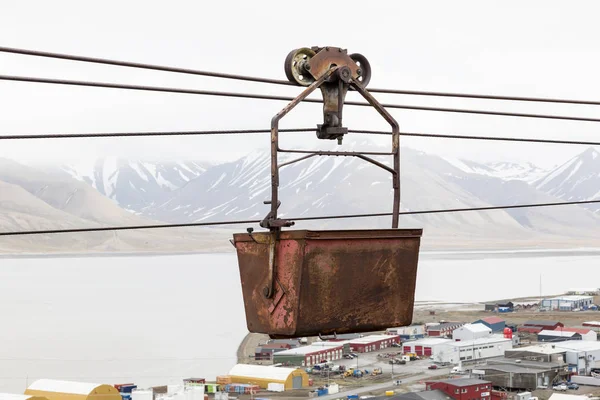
[
  {"left": 2, "top": 127, "right": 600, "bottom": 147},
  {"left": 3, "top": 74, "right": 600, "bottom": 123},
  {"left": 0, "top": 45, "right": 295, "bottom": 86},
  {"left": 2, "top": 45, "right": 599, "bottom": 106},
  {"left": 1, "top": 199, "right": 599, "bottom": 237},
  {"left": 0, "top": 128, "right": 313, "bottom": 140},
  {"left": 366, "top": 87, "right": 600, "bottom": 106}
]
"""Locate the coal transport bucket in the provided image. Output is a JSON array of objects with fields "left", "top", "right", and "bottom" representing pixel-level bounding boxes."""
[{"left": 233, "top": 229, "right": 422, "bottom": 338}]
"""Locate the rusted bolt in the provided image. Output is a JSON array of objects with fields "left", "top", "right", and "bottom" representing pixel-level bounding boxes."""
[
  {"left": 304, "top": 63, "right": 311, "bottom": 71},
  {"left": 263, "top": 286, "right": 271, "bottom": 298},
  {"left": 357, "top": 68, "right": 362, "bottom": 76}
]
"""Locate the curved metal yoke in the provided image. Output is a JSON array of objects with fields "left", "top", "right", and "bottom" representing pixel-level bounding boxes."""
[{"left": 306, "top": 47, "right": 362, "bottom": 82}]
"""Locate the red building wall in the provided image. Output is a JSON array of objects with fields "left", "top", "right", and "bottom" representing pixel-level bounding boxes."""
[
  {"left": 350, "top": 336, "right": 400, "bottom": 353},
  {"left": 426, "top": 381, "right": 492, "bottom": 400}
]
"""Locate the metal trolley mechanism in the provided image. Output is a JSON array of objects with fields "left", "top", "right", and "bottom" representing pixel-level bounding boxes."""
[{"left": 233, "top": 47, "right": 422, "bottom": 339}]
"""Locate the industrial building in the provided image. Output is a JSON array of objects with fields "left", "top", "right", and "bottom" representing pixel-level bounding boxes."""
[
  {"left": 484, "top": 302, "right": 514, "bottom": 312},
  {"left": 386, "top": 325, "right": 426, "bottom": 340},
  {"left": 272, "top": 342, "right": 343, "bottom": 366},
  {"left": 453, "top": 323, "right": 492, "bottom": 341},
  {"left": 560, "top": 328, "right": 597, "bottom": 341},
  {"left": 402, "top": 338, "right": 451, "bottom": 357},
  {"left": 348, "top": 335, "right": 400, "bottom": 353},
  {"left": 433, "top": 336, "right": 513, "bottom": 364},
  {"left": 474, "top": 317, "right": 506, "bottom": 333},
  {"left": 537, "top": 330, "right": 583, "bottom": 343},
  {"left": 567, "top": 288, "right": 599, "bottom": 295},
  {"left": 478, "top": 359, "right": 563, "bottom": 390},
  {"left": 505, "top": 344, "right": 567, "bottom": 363},
  {"left": 518, "top": 320, "right": 564, "bottom": 334},
  {"left": 555, "top": 341, "right": 600, "bottom": 375},
  {"left": 427, "top": 322, "right": 465, "bottom": 337},
  {"left": 228, "top": 364, "right": 308, "bottom": 390},
  {"left": 25, "top": 380, "right": 122, "bottom": 400},
  {"left": 425, "top": 379, "right": 492, "bottom": 400},
  {"left": 541, "top": 296, "right": 594, "bottom": 311},
  {"left": 255, "top": 343, "right": 293, "bottom": 360}
]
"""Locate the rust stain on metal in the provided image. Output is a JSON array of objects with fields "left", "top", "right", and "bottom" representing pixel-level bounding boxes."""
[{"left": 234, "top": 229, "right": 422, "bottom": 338}]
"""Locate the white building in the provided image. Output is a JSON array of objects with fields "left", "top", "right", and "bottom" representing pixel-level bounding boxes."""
[
  {"left": 386, "top": 324, "right": 426, "bottom": 339},
  {"left": 453, "top": 323, "right": 492, "bottom": 341},
  {"left": 555, "top": 341, "right": 600, "bottom": 375},
  {"left": 434, "top": 336, "right": 513, "bottom": 364},
  {"left": 567, "top": 289, "right": 599, "bottom": 296},
  {"left": 541, "top": 296, "right": 594, "bottom": 311},
  {"left": 402, "top": 338, "right": 451, "bottom": 357}
]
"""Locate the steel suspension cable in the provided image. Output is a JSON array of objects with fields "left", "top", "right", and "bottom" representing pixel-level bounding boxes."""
[
  {"left": 2, "top": 74, "right": 600, "bottom": 123},
  {"left": 2, "top": 45, "right": 599, "bottom": 106},
  {"left": 1, "top": 199, "right": 599, "bottom": 237},
  {"left": 2, "top": 127, "right": 600, "bottom": 147}
]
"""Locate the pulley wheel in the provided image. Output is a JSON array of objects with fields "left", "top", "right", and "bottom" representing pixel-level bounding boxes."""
[
  {"left": 284, "top": 47, "right": 317, "bottom": 86},
  {"left": 349, "top": 53, "right": 372, "bottom": 89}
]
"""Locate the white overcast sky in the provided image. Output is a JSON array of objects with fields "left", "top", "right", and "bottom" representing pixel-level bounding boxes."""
[{"left": 1, "top": 1, "right": 600, "bottom": 168}]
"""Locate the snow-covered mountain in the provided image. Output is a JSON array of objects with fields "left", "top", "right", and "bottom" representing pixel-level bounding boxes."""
[
  {"left": 141, "top": 141, "right": 600, "bottom": 239},
  {"left": 55, "top": 158, "right": 207, "bottom": 211},
  {"left": 443, "top": 158, "right": 548, "bottom": 183},
  {"left": 535, "top": 147, "right": 600, "bottom": 212}
]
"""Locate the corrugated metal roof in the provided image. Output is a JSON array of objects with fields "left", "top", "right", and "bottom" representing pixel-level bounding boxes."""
[
  {"left": 523, "top": 320, "right": 561, "bottom": 327},
  {"left": 428, "top": 379, "right": 490, "bottom": 387},
  {"left": 275, "top": 343, "right": 343, "bottom": 356},
  {"left": 480, "top": 317, "right": 504, "bottom": 324},
  {"left": 538, "top": 330, "right": 578, "bottom": 338},
  {"left": 549, "top": 393, "right": 590, "bottom": 400},
  {"left": 457, "top": 323, "right": 492, "bottom": 333},
  {"left": 583, "top": 321, "right": 600, "bottom": 327},
  {"left": 229, "top": 364, "right": 299, "bottom": 381},
  {"left": 348, "top": 335, "right": 396, "bottom": 344},
  {"left": 27, "top": 380, "right": 104, "bottom": 395},
  {"left": 560, "top": 327, "right": 593, "bottom": 335},
  {"left": 444, "top": 336, "right": 511, "bottom": 348}
]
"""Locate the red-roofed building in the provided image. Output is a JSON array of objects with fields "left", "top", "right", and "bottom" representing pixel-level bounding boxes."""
[
  {"left": 518, "top": 320, "right": 563, "bottom": 334},
  {"left": 555, "top": 327, "right": 598, "bottom": 341},
  {"left": 473, "top": 317, "right": 505, "bottom": 333}
]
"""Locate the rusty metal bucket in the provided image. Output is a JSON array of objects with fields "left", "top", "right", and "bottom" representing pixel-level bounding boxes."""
[{"left": 233, "top": 228, "right": 422, "bottom": 338}]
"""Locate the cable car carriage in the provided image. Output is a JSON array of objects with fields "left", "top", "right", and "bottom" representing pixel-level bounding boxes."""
[{"left": 232, "top": 47, "right": 423, "bottom": 338}]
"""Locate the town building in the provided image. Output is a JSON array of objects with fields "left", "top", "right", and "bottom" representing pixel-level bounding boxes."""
[
  {"left": 541, "top": 296, "right": 594, "bottom": 311},
  {"left": 478, "top": 358, "right": 563, "bottom": 390},
  {"left": 555, "top": 341, "right": 600, "bottom": 375},
  {"left": 228, "top": 364, "right": 308, "bottom": 390},
  {"left": 386, "top": 325, "right": 426, "bottom": 340},
  {"left": 371, "top": 390, "right": 452, "bottom": 400},
  {"left": 427, "top": 322, "right": 465, "bottom": 337},
  {"left": 433, "top": 336, "right": 513, "bottom": 364},
  {"left": 402, "top": 338, "right": 452, "bottom": 357},
  {"left": 567, "top": 288, "right": 599, "bottom": 296},
  {"left": 474, "top": 317, "right": 506, "bottom": 333},
  {"left": 518, "top": 320, "right": 564, "bottom": 334},
  {"left": 453, "top": 324, "right": 492, "bottom": 341},
  {"left": 425, "top": 379, "right": 492, "bottom": 400},
  {"left": 484, "top": 302, "right": 514, "bottom": 312},
  {"left": 537, "top": 330, "right": 582, "bottom": 343},
  {"left": 505, "top": 344, "right": 567, "bottom": 363},
  {"left": 25, "top": 380, "right": 122, "bottom": 400},
  {"left": 348, "top": 335, "right": 400, "bottom": 353},
  {"left": 558, "top": 328, "right": 597, "bottom": 341},
  {"left": 255, "top": 343, "right": 292, "bottom": 361},
  {"left": 272, "top": 343, "right": 344, "bottom": 366}
]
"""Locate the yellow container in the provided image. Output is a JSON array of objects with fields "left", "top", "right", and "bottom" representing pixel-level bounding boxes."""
[{"left": 386, "top": 391, "right": 395, "bottom": 396}]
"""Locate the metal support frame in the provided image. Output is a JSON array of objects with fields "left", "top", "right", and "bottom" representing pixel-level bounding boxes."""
[{"left": 259, "top": 64, "right": 401, "bottom": 299}]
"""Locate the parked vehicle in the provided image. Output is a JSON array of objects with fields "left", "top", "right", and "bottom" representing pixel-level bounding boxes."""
[
  {"left": 567, "top": 383, "right": 579, "bottom": 390},
  {"left": 451, "top": 366, "right": 467, "bottom": 375},
  {"left": 428, "top": 365, "right": 438, "bottom": 370},
  {"left": 393, "top": 380, "right": 402, "bottom": 386},
  {"left": 553, "top": 384, "right": 567, "bottom": 391},
  {"left": 344, "top": 354, "right": 354, "bottom": 359}
]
